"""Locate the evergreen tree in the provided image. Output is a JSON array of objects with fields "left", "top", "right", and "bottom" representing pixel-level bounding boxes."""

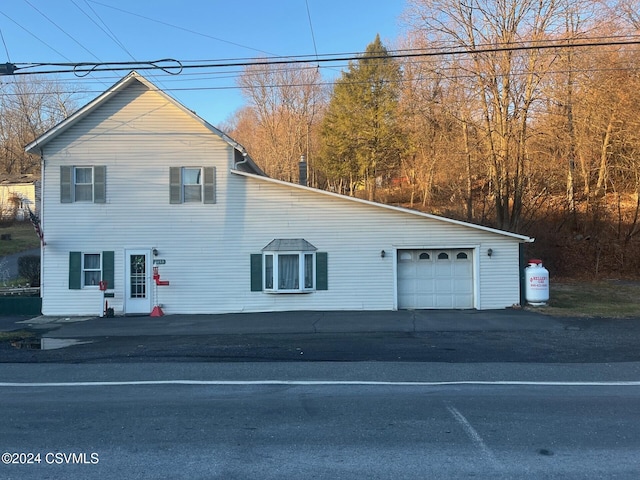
[{"left": 319, "top": 35, "right": 402, "bottom": 201}]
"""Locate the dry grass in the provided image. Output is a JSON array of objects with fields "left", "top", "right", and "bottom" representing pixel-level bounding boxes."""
[
  {"left": 0, "top": 330, "right": 35, "bottom": 342},
  {"left": 533, "top": 281, "right": 640, "bottom": 318},
  {"left": 0, "top": 222, "right": 40, "bottom": 256}
]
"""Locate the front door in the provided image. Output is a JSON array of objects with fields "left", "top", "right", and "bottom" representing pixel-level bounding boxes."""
[{"left": 125, "top": 250, "right": 152, "bottom": 314}]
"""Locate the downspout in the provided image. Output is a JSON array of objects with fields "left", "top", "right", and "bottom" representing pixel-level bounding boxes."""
[
  {"left": 234, "top": 150, "right": 248, "bottom": 169},
  {"left": 39, "top": 150, "right": 45, "bottom": 308},
  {"left": 219, "top": 132, "right": 249, "bottom": 169}
]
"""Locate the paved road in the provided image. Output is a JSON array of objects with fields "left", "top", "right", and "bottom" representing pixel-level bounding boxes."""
[{"left": 1, "top": 362, "right": 639, "bottom": 480}]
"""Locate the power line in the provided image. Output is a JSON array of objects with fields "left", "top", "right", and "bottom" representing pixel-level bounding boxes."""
[
  {"left": 5, "top": 35, "right": 640, "bottom": 77},
  {"left": 23, "top": 0, "right": 101, "bottom": 62},
  {"left": 86, "top": 0, "right": 279, "bottom": 58},
  {"left": 72, "top": 0, "right": 133, "bottom": 60},
  {"left": 0, "top": 8, "right": 72, "bottom": 62},
  {"left": 305, "top": 0, "right": 319, "bottom": 63},
  {"left": 0, "top": 28, "right": 10, "bottom": 62}
]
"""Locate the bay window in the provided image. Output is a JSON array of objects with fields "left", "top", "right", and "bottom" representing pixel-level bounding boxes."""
[
  {"left": 264, "top": 251, "right": 315, "bottom": 291},
  {"left": 251, "top": 239, "right": 327, "bottom": 293}
]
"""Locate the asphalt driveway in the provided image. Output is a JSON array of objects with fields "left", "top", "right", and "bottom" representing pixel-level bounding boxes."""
[{"left": 2, "top": 309, "right": 640, "bottom": 364}]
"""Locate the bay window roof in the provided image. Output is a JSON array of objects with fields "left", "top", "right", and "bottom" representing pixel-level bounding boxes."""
[{"left": 262, "top": 239, "right": 317, "bottom": 252}]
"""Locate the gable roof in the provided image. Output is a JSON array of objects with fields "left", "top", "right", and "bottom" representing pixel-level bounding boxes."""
[
  {"left": 231, "top": 169, "right": 534, "bottom": 242},
  {"left": 24, "top": 71, "right": 265, "bottom": 176}
]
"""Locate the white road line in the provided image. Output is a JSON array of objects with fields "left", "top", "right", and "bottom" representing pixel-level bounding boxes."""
[
  {"left": 0, "top": 380, "right": 640, "bottom": 387},
  {"left": 446, "top": 404, "right": 503, "bottom": 470}
]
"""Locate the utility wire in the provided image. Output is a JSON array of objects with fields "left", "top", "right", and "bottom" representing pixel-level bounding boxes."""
[
  {"left": 0, "top": 9, "right": 72, "bottom": 62},
  {"left": 73, "top": 0, "right": 133, "bottom": 59},
  {"left": 305, "top": 0, "right": 319, "bottom": 63},
  {"left": 0, "top": 28, "right": 10, "bottom": 62},
  {"left": 87, "top": 0, "right": 279, "bottom": 57},
  {"left": 7, "top": 36, "right": 640, "bottom": 76},
  {"left": 23, "top": 0, "right": 102, "bottom": 62},
  {"left": 73, "top": 0, "right": 171, "bottom": 92}
]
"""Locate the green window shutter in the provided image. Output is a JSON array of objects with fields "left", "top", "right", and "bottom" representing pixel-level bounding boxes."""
[
  {"left": 250, "top": 254, "right": 263, "bottom": 291},
  {"left": 170, "top": 167, "right": 182, "bottom": 204},
  {"left": 69, "top": 252, "right": 81, "bottom": 289},
  {"left": 94, "top": 166, "right": 106, "bottom": 203},
  {"left": 203, "top": 167, "right": 216, "bottom": 204},
  {"left": 61, "top": 166, "right": 72, "bottom": 203},
  {"left": 316, "top": 252, "right": 328, "bottom": 290},
  {"left": 102, "top": 251, "right": 114, "bottom": 289}
]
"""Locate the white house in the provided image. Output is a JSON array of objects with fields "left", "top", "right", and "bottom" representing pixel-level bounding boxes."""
[
  {"left": 0, "top": 174, "right": 40, "bottom": 220},
  {"left": 26, "top": 71, "right": 533, "bottom": 317}
]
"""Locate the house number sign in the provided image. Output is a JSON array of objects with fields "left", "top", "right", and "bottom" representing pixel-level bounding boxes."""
[{"left": 153, "top": 259, "right": 166, "bottom": 265}]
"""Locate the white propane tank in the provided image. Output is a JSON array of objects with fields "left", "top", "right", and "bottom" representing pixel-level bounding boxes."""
[{"left": 525, "top": 259, "right": 549, "bottom": 306}]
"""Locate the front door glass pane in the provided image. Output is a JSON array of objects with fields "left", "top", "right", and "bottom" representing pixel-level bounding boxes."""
[{"left": 130, "top": 254, "right": 146, "bottom": 298}]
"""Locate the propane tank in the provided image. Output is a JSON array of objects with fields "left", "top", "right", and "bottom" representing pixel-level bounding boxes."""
[{"left": 525, "top": 259, "right": 549, "bottom": 306}]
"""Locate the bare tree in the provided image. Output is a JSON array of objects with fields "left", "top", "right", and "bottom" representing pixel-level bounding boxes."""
[
  {"left": 404, "top": 0, "right": 565, "bottom": 231},
  {"left": 234, "top": 62, "right": 325, "bottom": 184},
  {"left": 0, "top": 76, "right": 78, "bottom": 175}
]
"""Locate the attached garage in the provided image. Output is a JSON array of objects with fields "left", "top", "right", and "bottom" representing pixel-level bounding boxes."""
[{"left": 397, "top": 249, "right": 475, "bottom": 309}]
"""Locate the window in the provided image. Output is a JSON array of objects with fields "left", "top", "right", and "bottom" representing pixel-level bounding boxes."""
[
  {"left": 438, "top": 252, "right": 449, "bottom": 260},
  {"left": 83, "top": 253, "right": 102, "bottom": 286},
  {"left": 75, "top": 168, "right": 93, "bottom": 201},
  {"left": 456, "top": 252, "right": 468, "bottom": 260},
  {"left": 264, "top": 252, "right": 315, "bottom": 292},
  {"left": 251, "top": 239, "right": 327, "bottom": 293},
  {"left": 399, "top": 252, "right": 412, "bottom": 261},
  {"left": 61, "top": 166, "right": 106, "bottom": 203},
  {"left": 183, "top": 168, "right": 202, "bottom": 202},
  {"left": 69, "top": 251, "right": 114, "bottom": 290},
  {"left": 170, "top": 167, "right": 216, "bottom": 204},
  {"left": 419, "top": 252, "right": 430, "bottom": 260}
]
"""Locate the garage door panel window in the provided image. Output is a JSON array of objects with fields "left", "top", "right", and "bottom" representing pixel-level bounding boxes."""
[{"left": 399, "top": 252, "right": 413, "bottom": 262}]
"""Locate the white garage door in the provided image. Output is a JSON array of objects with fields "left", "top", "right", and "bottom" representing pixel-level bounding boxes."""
[{"left": 397, "top": 249, "right": 474, "bottom": 309}]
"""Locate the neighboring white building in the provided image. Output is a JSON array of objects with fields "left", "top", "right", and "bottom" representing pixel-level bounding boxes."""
[
  {"left": 0, "top": 175, "right": 40, "bottom": 220},
  {"left": 26, "top": 72, "right": 533, "bottom": 317}
]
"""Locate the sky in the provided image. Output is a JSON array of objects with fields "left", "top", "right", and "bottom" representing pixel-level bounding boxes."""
[{"left": 0, "top": 0, "right": 407, "bottom": 126}]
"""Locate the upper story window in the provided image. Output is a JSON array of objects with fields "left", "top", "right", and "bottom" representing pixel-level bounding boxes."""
[
  {"left": 60, "top": 166, "right": 106, "bottom": 203},
  {"left": 75, "top": 168, "right": 93, "bottom": 201},
  {"left": 182, "top": 168, "right": 202, "bottom": 202},
  {"left": 170, "top": 166, "right": 216, "bottom": 204}
]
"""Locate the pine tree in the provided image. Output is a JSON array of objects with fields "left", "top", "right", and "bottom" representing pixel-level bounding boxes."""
[{"left": 319, "top": 35, "right": 402, "bottom": 201}]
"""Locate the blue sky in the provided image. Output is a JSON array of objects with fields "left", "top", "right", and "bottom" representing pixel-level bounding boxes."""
[{"left": 0, "top": 0, "right": 406, "bottom": 125}]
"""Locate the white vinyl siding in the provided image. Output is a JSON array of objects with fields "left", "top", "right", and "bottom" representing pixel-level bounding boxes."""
[{"left": 38, "top": 77, "right": 525, "bottom": 316}]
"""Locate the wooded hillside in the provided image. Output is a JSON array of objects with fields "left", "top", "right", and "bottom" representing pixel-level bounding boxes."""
[
  {"left": 2, "top": 0, "right": 639, "bottom": 280},
  {"left": 227, "top": 0, "right": 640, "bottom": 279}
]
